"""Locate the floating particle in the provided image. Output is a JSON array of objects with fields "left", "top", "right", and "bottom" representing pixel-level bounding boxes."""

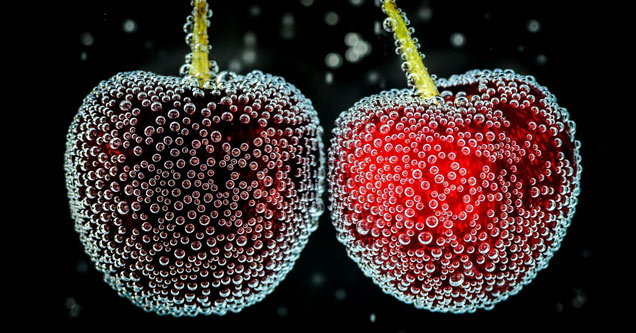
[
  {"left": 325, "top": 12, "right": 339, "bottom": 26},
  {"left": 527, "top": 19, "right": 541, "bottom": 33},
  {"left": 536, "top": 54, "right": 547, "bottom": 66},
  {"left": 325, "top": 72, "right": 334, "bottom": 84},
  {"left": 325, "top": 52, "right": 343, "bottom": 69},
  {"left": 418, "top": 6, "right": 433, "bottom": 22},
  {"left": 65, "top": 70, "right": 325, "bottom": 316},
  {"left": 277, "top": 305, "right": 289, "bottom": 317},
  {"left": 370, "top": 312, "right": 376, "bottom": 323},
  {"left": 123, "top": 19, "right": 137, "bottom": 33},
  {"left": 300, "top": 0, "right": 314, "bottom": 7},
  {"left": 450, "top": 32, "right": 465, "bottom": 48},
  {"left": 328, "top": 69, "right": 582, "bottom": 313},
  {"left": 281, "top": 13, "right": 295, "bottom": 39},
  {"left": 81, "top": 32, "right": 94, "bottom": 46},
  {"left": 334, "top": 288, "right": 347, "bottom": 301}
]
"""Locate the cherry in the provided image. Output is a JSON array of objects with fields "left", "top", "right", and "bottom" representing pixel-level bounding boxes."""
[
  {"left": 65, "top": 1, "right": 325, "bottom": 316},
  {"left": 327, "top": 0, "right": 581, "bottom": 313}
]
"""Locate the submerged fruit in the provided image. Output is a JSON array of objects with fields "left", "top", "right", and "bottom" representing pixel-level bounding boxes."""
[
  {"left": 65, "top": 70, "right": 325, "bottom": 316},
  {"left": 328, "top": 69, "right": 581, "bottom": 313}
]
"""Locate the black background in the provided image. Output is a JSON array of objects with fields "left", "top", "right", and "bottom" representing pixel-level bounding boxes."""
[{"left": 27, "top": 0, "right": 621, "bottom": 329}]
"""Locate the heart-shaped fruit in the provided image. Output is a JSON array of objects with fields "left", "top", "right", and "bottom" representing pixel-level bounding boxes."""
[
  {"left": 327, "top": 1, "right": 581, "bottom": 313},
  {"left": 65, "top": 1, "right": 325, "bottom": 316}
]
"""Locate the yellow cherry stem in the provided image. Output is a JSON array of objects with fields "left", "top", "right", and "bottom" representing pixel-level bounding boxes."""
[
  {"left": 189, "top": 0, "right": 213, "bottom": 87},
  {"left": 382, "top": 0, "right": 439, "bottom": 99}
]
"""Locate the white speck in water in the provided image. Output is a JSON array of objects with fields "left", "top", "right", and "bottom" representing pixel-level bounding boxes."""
[
  {"left": 122, "top": 19, "right": 137, "bottom": 33},
  {"left": 527, "top": 19, "right": 541, "bottom": 33},
  {"left": 345, "top": 32, "right": 361, "bottom": 46},
  {"left": 370, "top": 312, "right": 376, "bottom": 323},
  {"left": 325, "top": 53, "right": 343, "bottom": 69},
  {"left": 325, "top": 12, "right": 339, "bottom": 26},
  {"left": 350, "top": 0, "right": 365, "bottom": 6},
  {"left": 418, "top": 7, "right": 433, "bottom": 22},
  {"left": 80, "top": 52, "right": 87, "bottom": 61},
  {"left": 81, "top": 32, "right": 94, "bottom": 46},
  {"left": 300, "top": 0, "right": 314, "bottom": 7},
  {"left": 335, "top": 288, "right": 347, "bottom": 301},
  {"left": 450, "top": 32, "right": 465, "bottom": 48},
  {"left": 249, "top": 5, "right": 261, "bottom": 17},
  {"left": 536, "top": 54, "right": 547, "bottom": 66},
  {"left": 277, "top": 305, "right": 288, "bottom": 317},
  {"left": 325, "top": 72, "right": 334, "bottom": 84}
]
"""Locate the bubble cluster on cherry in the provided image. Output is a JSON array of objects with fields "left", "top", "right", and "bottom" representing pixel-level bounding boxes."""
[
  {"left": 328, "top": 69, "right": 581, "bottom": 313},
  {"left": 65, "top": 70, "right": 325, "bottom": 316}
]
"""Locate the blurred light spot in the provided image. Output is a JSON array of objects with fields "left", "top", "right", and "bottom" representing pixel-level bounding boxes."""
[
  {"left": 300, "top": 0, "right": 314, "bottom": 7},
  {"left": 249, "top": 5, "right": 261, "bottom": 17},
  {"left": 311, "top": 272, "right": 326, "bottom": 286},
  {"left": 484, "top": 12, "right": 492, "bottom": 20},
  {"left": 242, "top": 50, "right": 257, "bottom": 64},
  {"left": 450, "top": 32, "right": 465, "bottom": 48},
  {"left": 76, "top": 260, "right": 88, "bottom": 274},
  {"left": 80, "top": 52, "right": 87, "bottom": 61},
  {"left": 325, "top": 72, "right": 334, "bottom": 84},
  {"left": 81, "top": 32, "right": 94, "bottom": 46},
  {"left": 244, "top": 31, "right": 257, "bottom": 47},
  {"left": 122, "top": 19, "right": 137, "bottom": 33},
  {"left": 345, "top": 48, "right": 361, "bottom": 63},
  {"left": 334, "top": 288, "right": 347, "bottom": 301},
  {"left": 527, "top": 19, "right": 541, "bottom": 33},
  {"left": 370, "top": 313, "right": 376, "bottom": 323},
  {"left": 325, "top": 12, "right": 339, "bottom": 26},
  {"left": 374, "top": 21, "right": 382, "bottom": 35},
  {"left": 349, "top": 0, "right": 365, "bottom": 6},
  {"left": 345, "top": 32, "right": 361, "bottom": 47},
  {"left": 572, "top": 290, "right": 587, "bottom": 309},
  {"left": 536, "top": 54, "right": 547, "bottom": 66},
  {"left": 555, "top": 302, "right": 563, "bottom": 312},
  {"left": 276, "top": 305, "right": 288, "bottom": 317},
  {"left": 518, "top": 45, "right": 525, "bottom": 53},
  {"left": 580, "top": 249, "right": 591, "bottom": 259},
  {"left": 367, "top": 70, "right": 379, "bottom": 84},
  {"left": 325, "top": 53, "right": 343, "bottom": 69},
  {"left": 229, "top": 59, "right": 242, "bottom": 72},
  {"left": 65, "top": 297, "right": 81, "bottom": 318},
  {"left": 281, "top": 13, "right": 295, "bottom": 39},
  {"left": 418, "top": 7, "right": 433, "bottom": 22}
]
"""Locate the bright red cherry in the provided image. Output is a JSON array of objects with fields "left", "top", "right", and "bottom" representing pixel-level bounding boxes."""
[{"left": 327, "top": 0, "right": 581, "bottom": 313}]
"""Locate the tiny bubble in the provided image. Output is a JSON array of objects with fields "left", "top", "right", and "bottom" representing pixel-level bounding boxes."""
[
  {"left": 450, "top": 32, "right": 465, "bottom": 48},
  {"left": 418, "top": 7, "right": 433, "bottom": 22},
  {"left": 249, "top": 5, "right": 261, "bottom": 17},
  {"left": 276, "top": 305, "right": 288, "bottom": 317},
  {"left": 370, "top": 312, "right": 376, "bottom": 323},
  {"left": 122, "top": 19, "right": 137, "bottom": 33},
  {"left": 536, "top": 54, "right": 547, "bottom": 66},
  {"left": 81, "top": 32, "right": 94, "bottom": 46},
  {"left": 325, "top": 12, "right": 339, "bottom": 26},
  {"left": 325, "top": 72, "right": 334, "bottom": 84},
  {"left": 527, "top": 19, "right": 541, "bottom": 33},
  {"left": 325, "top": 53, "right": 343, "bottom": 69},
  {"left": 335, "top": 288, "right": 347, "bottom": 301}
]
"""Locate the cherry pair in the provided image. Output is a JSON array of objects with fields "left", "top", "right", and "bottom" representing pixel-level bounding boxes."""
[{"left": 65, "top": 0, "right": 581, "bottom": 316}]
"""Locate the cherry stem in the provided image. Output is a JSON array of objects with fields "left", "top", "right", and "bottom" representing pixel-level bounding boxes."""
[
  {"left": 382, "top": 0, "right": 439, "bottom": 100},
  {"left": 189, "top": 0, "right": 213, "bottom": 87}
]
